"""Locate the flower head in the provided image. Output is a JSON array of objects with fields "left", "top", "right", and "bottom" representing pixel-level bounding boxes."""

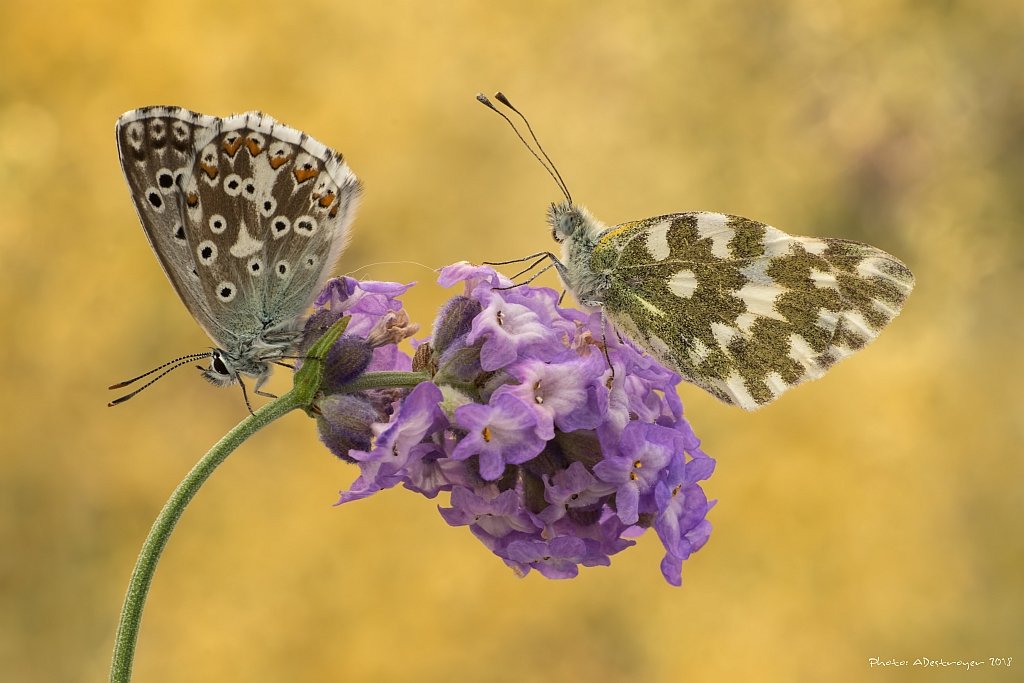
[{"left": 311, "top": 263, "right": 716, "bottom": 585}]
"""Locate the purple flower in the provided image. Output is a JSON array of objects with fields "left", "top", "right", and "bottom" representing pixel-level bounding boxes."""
[
  {"left": 336, "top": 381, "right": 446, "bottom": 504},
  {"left": 314, "top": 264, "right": 715, "bottom": 586},
  {"left": 653, "top": 451, "right": 716, "bottom": 585},
  {"left": 503, "top": 537, "right": 591, "bottom": 579},
  {"left": 468, "top": 297, "right": 567, "bottom": 371},
  {"left": 451, "top": 393, "right": 547, "bottom": 480},
  {"left": 438, "top": 486, "right": 537, "bottom": 537},
  {"left": 498, "top": 354, "right": 605, "bottom": 439},
  {"left": 593, "top": 421, "right": 678, "bottom": 525},
  {"left": 535, "top": 462, "right": 614, "bottom": 528}
]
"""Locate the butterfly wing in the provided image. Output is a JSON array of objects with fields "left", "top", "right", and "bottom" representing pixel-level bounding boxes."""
[
  {"left": 593, "top": 212, "right": 915, "bottom": 410},
  {"left": 178, "top": 112, "right": 361, "bottom": 348},
  {"left": 115, "top": 107, "right": 226, "bottom": 341}
]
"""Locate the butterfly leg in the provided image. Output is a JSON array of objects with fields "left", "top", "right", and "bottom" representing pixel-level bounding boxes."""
[
  {"left": 596, "top": 308, "right": 616, "bottom": 387},
  {"left": 236, "top": 374, "right": 256, "bottom": 416},
  {"left": 509, "top": 253, "right": 553, "bottom": 280},
  {"left": 484, "top": 251, "right": 554, "bottom": 266},
  {"left": 495, "top": 255, "right": 561, "bottom": 290},
  {"left": 253, "top": 370, "right": 278, "bottom": 400}
]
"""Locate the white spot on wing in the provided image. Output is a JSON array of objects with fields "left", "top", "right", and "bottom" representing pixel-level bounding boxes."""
[
  {"left": 735, "top": 283, "right": 787, "bottom": 320},
  {"left": 688, "top": 338, "right": 711, "bottom": 365},
  {"left": 798, "top": 237, "right": 827, "bottom": 255},
  {"left": 196, "top": 240, "right": 217, "bottom": 266},
  {"left": 787, "top": 334, "right": 824, "bottom": 379},
  {"left": 711, "top": 322, "right": 738, "bottom": 349},
  {"left": 735, "top": 312, "right": 758, "bottom": 333},
  {"left": 764, "top": 372, "right": 789, "bottom": 398},
  {"left": 696, "top": 213, "right": 731, "bottom": 258},
  {"left": 809, "top": 268, "right": 840, "bottom": 291},
  {"left": 762, "top": 225, "right": 793, "bottom": 257},
  {"left": 667, "top": 269, "right": 698, "bottom": 298},
  {"left": 816, "top": 309, "right": 840, "bottom": 331},
  {"left": 723, "top": 372, "right": 756, "bottom": 410},
  {"left": 229, "top": 221, "right": 264, "bottom": 258},
  {"left": 739, "top": 258, "right": 773, "bottom": 285},
  {"left": 215, "top": 281, "right": 237, "bottom": 302},
  {"left": 645, "top": 219, "right": 672, "bottom": 261},
  {"left": 294, "top": 215, "right": 318, "bottom": 237},
  {"left": 872, "top": 298, "right": 899, "bottom": 318},
  {"left": 842, "top": 310, "right": 876, "bottom": 340},
  {"left": 223, "top": 174, "right": 243, "bottom": 197}
]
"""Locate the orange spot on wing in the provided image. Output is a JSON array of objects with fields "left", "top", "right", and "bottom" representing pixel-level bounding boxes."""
[
  {"left": 293, "top": 166, "right": 319, "bottom": 183},
  {"left": 222, "top": 136, "right": 244, "bottom": 157},
  {"left": 318, "top": 191, "right": 335, "bottom": 208},
  {"left": 328, "top": 204, "right": 339, "bottom": 218},
  {"left": 245, "top": 137, "right": 263, "bottom": 156},
  {"left": 185, "top": 192, "right": 200, "bottom": 208},
  {"left": 200, "top": 162, "right": 218, "bottom": 180},
  {"left": 269, "top": 154, "right": 292, "bottom": 170}
]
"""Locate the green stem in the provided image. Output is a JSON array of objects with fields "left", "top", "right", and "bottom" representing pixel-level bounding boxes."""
[
  {"left": 336, "top": 371, "right": 431, "bottom": 393},
  {"left": 109, "top": 313, "right": 430, "bottom": 682},
  {"left": 109, "top": 389, "right": 303, "bottom": 683}
]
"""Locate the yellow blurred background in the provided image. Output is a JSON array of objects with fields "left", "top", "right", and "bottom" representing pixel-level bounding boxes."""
[{"left": 1, "top": 1, "right": 1021, "bottom": 681}]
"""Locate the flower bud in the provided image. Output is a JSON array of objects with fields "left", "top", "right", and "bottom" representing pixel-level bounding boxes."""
[
  {"left": 432, "top": 296, "right": 482, "bottom": 356},
  {"left": 322, "top": 336, "right": 374, "bottom": 393},
  {"left": 316, "top": 394, "right": 379, "bottom": 462},
  {"left": 299, "top": 309, "right": 344, "bottom": 355}
]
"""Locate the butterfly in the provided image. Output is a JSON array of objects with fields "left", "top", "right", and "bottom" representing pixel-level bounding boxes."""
[
  {"left": 478, "top": 92, "right": 915, "bottom": 410},
  {"left": 111, "top": 106, "right": 361, "bottom": 409}
]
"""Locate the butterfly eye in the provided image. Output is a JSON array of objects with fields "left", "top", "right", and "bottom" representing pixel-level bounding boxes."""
[{"left": 211, "top": 352, "right": 230, "bottom": 376}]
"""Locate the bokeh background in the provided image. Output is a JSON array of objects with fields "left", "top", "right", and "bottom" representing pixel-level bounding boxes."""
[{"left": 2, "top": 1, "right": 1021, "bottom": 681}]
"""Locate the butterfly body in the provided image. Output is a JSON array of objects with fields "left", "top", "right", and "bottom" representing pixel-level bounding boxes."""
[
  {"left": 115, "top": 106, "right": 361, "bottom": 393},
  {"left": 547, "top": 201, "right": 915, "bottom": 410}
]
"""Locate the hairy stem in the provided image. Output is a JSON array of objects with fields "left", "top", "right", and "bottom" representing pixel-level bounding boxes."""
[{"left": 109, "top": 390, "right": 303, "bottom": 683}]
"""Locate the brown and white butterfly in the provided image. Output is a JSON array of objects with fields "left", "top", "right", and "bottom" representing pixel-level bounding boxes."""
[{"left": 111, "top": 106, "right": 361, "bottom": 408}]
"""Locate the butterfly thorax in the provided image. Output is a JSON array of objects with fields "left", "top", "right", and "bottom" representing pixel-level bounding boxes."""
[
  {"left": 201, "top": 324, "right": 303, "bottom": 387},
  {"left": 548, "top": 202, "right": 612, "bottom": 306}
]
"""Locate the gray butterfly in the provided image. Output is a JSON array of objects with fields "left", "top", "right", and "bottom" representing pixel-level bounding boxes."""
[{"left": 111, "top": 106, "right": 361, "bottom": 409}]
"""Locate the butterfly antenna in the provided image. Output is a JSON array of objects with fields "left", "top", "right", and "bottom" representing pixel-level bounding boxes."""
[
  {"left": 476, "top": 93, "right": 572, "bottom": 205},
  {"left": 493, "top": 92, "right": 573, "bottom": 207},
  {"left": 108, "top": 353, "right": 212, "bottom": 406},
  {"left": 108, "top": 351, "right": 212, "bottom": 389}
]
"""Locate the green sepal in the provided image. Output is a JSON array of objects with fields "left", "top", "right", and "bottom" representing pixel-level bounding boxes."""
[{"left": 292, "top": 316, "right": 350, "bottom": 409}]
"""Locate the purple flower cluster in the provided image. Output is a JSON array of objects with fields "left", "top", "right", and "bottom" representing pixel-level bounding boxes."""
[{"left": 308, "top": 263, "right": 715, "bottom": 586}]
